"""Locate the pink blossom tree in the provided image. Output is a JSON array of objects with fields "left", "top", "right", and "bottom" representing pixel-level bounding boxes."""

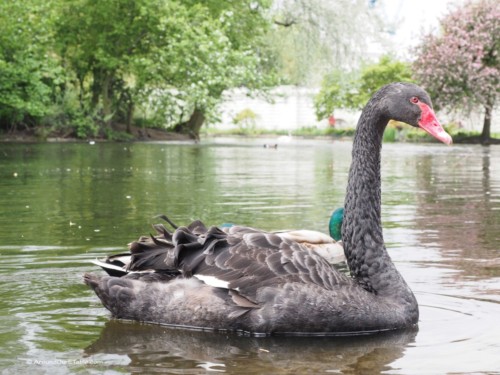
[{"left": 413, "top": 0, "right": 499, "bottom": 144}]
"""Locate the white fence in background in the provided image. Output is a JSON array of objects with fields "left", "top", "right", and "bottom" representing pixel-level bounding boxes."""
[
  {"left": 216, "top": 86, "right": 499, "bottom": 133},
  {"left": 445, "top": 109, "right": 500, "bottom": 133}
]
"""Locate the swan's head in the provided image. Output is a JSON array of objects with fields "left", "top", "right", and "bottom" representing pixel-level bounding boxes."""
[{"left": 380, "top": 82, "right": 452, "bottom": 145}]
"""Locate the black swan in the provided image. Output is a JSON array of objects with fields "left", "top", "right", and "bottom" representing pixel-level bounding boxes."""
[{"left": 84, "top": 83, "right": 452, "bottom": 335}]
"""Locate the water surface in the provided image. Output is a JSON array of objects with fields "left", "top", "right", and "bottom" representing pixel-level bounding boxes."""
[{"left": 1, "top": 138, "right": 499, "bottom": 374}]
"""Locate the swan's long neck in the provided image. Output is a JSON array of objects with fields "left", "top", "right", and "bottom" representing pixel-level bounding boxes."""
[{"left": 342, "top": 101, "right": 409, "bottom": 297}]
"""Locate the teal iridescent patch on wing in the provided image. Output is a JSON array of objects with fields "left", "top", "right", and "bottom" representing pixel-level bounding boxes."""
[{"left": 328, "top": 208, "right": 344, "bottom": 241}]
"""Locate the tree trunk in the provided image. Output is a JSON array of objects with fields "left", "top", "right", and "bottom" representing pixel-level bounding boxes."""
[
  {"left": 480, "top": 101, "right": 493, "bottom": 145},
  {"left": 91, "top": 69, "right": 101, "bottom": 109},
  {"left": 91, "top": 68, "right": 114, "bottom": 128},
  {"left": 77, "top": 73, "right": 86, "bottom": 110},
  {"left": 102, "top": 74, "right": 112, "bottom": 127},
  {"left": 173, "top": 108, "right": 205, "bottom": 140},
  {"left": 126, "top": 101, "right": 134, "bottom": 134}
]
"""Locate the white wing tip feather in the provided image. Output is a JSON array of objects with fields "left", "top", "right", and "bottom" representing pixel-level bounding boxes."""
[{"left": 194, "top": 274, "right": 230, "bottom": 289}]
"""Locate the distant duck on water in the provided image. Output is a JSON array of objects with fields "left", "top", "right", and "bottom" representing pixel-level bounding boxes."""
[{"left": 85, "top": 83, "right": 452, "bottom": 335}]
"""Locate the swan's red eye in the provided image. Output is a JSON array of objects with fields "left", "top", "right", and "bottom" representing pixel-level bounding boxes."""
[{"left": 410, "top": 97, "right": 419, "bottom": 104}]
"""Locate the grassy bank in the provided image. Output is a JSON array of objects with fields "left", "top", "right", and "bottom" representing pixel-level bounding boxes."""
[
  {"left": 3, "top": 121, "right": 499, "bottom": 144},
  {"left": 202, "top": 123, "right": 500, "bottom": 144}
]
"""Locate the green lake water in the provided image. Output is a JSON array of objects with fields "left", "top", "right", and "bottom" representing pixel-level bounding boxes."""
[{"left": 0, "top": 138, "right": 499, "bottom": 374}]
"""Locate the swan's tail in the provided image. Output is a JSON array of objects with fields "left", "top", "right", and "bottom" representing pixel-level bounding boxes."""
[
  {"left": 90, "top": 216, "right": 204, "bottom": 277},
  {"left": 84, "top": 272, "right": 142, "bottom": 319},
  {"left": 83, "top": 272, "right": 100, "bottom": 290}
]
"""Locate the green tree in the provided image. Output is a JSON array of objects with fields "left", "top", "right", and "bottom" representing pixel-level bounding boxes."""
[
  {"left": 54, "top": 0, "right": 276, "bottom": 139},
  {"left": 314, "top": 56, "right": 414, "bottom": 120},
  {"left": 313, "top": 70, "right": 358, "bottom": 121},
  {"left": 0, "top": 1, "right": 62, "bottom": 132},
  {"left": 355, "top": 56, "right": 414, "bottom": 107},
  {"left": 54, "top": 0, "right": 186, "bottom": 132}
]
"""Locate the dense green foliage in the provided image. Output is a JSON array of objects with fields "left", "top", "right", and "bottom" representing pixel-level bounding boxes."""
[
  {"left": 314, "top": 56, "right": 414, "bottom": 120},
  {"left": 0, "top": 1, "right": 62, "bottom": 130},
  {"left": 2, "top": 1, "right": 494, "bottom": 142},
  {"left": 0, "top": 0, "right": 276, "bottom": 139}
]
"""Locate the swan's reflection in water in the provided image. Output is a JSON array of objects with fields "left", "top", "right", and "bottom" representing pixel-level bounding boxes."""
[{"left": 85, "top": 320, "right": 418, "bottom": 373}]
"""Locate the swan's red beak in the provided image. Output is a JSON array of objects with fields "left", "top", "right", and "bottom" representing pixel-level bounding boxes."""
[{"left": 417, "top": 103, "right": 452, "bottom": 145}]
